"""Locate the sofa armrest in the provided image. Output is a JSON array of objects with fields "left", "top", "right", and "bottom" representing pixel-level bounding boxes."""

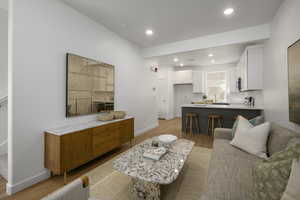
[{"left": 214, "top": 128, "right": 233, "bottom": 140}]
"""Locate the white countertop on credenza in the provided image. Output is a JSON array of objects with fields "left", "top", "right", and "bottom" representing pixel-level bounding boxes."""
[
  {"left": 46, "top": 116, "right": 134, "bottom": 136},
  {"left": 181, "top": 104, "right": 264, "bottom": 110}
]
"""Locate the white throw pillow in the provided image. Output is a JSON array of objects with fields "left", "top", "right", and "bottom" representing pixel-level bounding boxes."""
[
  {"left": 281, "top": 159, "right": 300, "bottom": 200},
  {"left": 230, "top": 116, "right": 270, "bottom": 158}
]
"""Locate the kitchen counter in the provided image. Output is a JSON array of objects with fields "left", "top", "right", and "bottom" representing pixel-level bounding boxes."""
[
  {"left": 181, "top": 105, "right": 262, "bottom": 134},
  {"left": 181, "top": 104, "right": 263, "bottom": 110},
  {"left": 46, "top": 116, "right": 134, "bottom": 136}
]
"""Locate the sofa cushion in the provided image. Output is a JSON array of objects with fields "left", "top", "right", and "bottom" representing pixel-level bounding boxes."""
[
  {"left": 231, "top": 117, "right": 239, "bottom": 137},
  {"left": 205, "top": 139, "right": 262, "bottom": 200},
  {"left": 268, "top": 123, "right": 299, "bottom": 156},
  {"left": 214, "top": 128, "right": 233, "bottom": 140}
]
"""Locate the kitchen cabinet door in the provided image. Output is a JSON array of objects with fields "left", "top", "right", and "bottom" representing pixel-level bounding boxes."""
[
  {"left": 174, "top": 70, "right": 192, "bottom": 84},
  {"left": 240, "top": 51, "right": 248, "bottom": 91},
  {"left": 238, "top": 45, "right": 264, "bottom": 91},
  {"left": 192, "top": 71, "right": 204, "bottom": 93},
  {"left": 247, "top": 46, "right": 263, "bottom": 90},
  {"left": 229, "top": 68, "right": 238, "bottom": 93}
]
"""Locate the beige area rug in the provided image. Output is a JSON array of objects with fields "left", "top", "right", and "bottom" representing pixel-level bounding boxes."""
[{"left": 84, "top": 147, "right": 212, "bottom": 200}]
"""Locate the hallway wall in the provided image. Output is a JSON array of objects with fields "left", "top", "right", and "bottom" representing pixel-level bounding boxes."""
[
  {"left": 263, "top": 0, "right": 300, "bottom": 132},
  {"left": 0, "top": 9, "right": 7, "bottom": 98},
  {"left": 9, "top": 0, "right": 158, "bottom": 194}
]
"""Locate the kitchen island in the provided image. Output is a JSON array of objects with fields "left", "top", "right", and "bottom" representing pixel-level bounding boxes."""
[{"left": 181, "top": 104, "right": 263, "bottom": 134}]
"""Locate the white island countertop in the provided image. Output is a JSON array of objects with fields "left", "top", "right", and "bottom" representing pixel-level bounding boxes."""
[
  {"left": 181, "top": 104, "right": 263, "bottom": 110},
  {"left": 46, "top": 116, "right": 134, "bottom": 136}
]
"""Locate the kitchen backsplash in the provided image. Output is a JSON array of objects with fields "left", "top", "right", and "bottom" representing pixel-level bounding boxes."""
[
  {"left": 191, "top": 90, "right": 264, "bottom": 107},
  {"left": 227, "top": 91, "right": 264, "bottom": 107}
]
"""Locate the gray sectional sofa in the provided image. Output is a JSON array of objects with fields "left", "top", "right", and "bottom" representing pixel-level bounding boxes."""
[{"left": 201, "top": 123, "right": 299, "bottom": 200}]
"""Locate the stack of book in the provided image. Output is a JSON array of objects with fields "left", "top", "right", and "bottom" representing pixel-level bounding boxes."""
[{"left": 143, "top": 147, "right": 167, "bottom": 161}]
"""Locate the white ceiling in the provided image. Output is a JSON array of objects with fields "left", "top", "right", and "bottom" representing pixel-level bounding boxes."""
[
  {"left": 149, "top": 42, "right": 262, "bottom": 68},
  {"left": 62, "top": 0, "right": 282, "bottom": 48}
]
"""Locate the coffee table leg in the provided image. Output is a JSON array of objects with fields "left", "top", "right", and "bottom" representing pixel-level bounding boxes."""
[{"left": 131, "top": 178, "right": 160, "bottom": 200}]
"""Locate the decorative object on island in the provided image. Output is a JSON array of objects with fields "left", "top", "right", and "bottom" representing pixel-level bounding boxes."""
[
  {"left": 288, "top": 39, "right": 300, "bottom": 125},
  {"left": 45, "top": 117, "right": 134, "bottom": 183},
  {"left": 66, "top": 53, "right": 114, "bottom": 117}
]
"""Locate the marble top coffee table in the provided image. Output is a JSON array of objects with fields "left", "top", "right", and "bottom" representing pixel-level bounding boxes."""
[{"left": 113, "top": 137, "right": 194, "bottom": 200}]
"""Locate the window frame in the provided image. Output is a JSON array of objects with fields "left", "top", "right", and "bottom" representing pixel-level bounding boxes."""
[{"left": 204, "top": 70, "right": 228, "bottom": 103}]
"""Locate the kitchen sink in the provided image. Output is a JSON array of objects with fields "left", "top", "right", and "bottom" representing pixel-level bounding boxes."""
[
  {"left": 212, "top": 103, "right": 230, "bottom": 105},
  {"left": 193, "top": 104, "right": 208, "bottom": 107}
]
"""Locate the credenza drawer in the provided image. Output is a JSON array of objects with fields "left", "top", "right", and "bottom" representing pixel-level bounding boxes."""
[
  {"left": 92, "top": 123, "right": 121, "bottom": 157},
  {"left": 61, "top": 129, "right": 93, "bottom": 171}
]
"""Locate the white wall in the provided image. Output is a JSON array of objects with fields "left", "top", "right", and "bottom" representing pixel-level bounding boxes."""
[
  {"left": 174, "top": 84, "right": 193, "bottom": 117},
  {"left": 0, "top": 8, "right": 7, "bottom": 98},
  {"left": 156, "top": 66, "right": 174, "bottom": 120},
  {"left": 9, "top": 0, "right": 158, "bottom": 193},
  {"left": 263, "top": 0, "right": 300, "bottom": 132}
]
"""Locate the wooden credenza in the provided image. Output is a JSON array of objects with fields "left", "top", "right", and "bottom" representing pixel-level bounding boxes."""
[{"left": 45, "top": 117, "right": 134, "bottom": 175}]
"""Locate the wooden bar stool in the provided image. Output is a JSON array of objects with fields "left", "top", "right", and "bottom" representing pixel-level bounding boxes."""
[
  {"left": 185, "top": 113, "right": 200, "bottom": 134},
  {"left": 208, "top": 114, "right": 223, "bottom": 137}
]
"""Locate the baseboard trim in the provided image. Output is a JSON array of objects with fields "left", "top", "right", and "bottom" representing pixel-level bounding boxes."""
[
  {"left": 135, "top": 122, "right": 159, "bottom": 136},
  {"left": 6, "top": 169, "right": 50, "bottom": 195}
]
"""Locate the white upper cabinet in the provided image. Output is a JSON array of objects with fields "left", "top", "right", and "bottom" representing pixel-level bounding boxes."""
[
  {"left": 192, "top": 71, "right": 204, "bottom": 93},
  {"left": 237, "top": 45, "right": 264, "bottom": 91},
  {"left": 173, "top": 70, "right": 192, "bottom": 84},
  {"left": 229, "top": 68, "right": 238, "bottom": 93}
]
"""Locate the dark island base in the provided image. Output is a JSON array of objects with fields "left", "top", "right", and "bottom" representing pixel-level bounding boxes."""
[{"left": 182, "top": 107, "right": 262, "bottom": 134}]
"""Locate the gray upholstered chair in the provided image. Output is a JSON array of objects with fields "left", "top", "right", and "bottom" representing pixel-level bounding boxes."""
[{"left": 41, "top": 176, "right": 97, "bottom": 200}]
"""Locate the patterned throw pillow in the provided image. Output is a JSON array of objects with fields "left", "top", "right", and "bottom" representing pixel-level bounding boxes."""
[
  {"left": 253, "top": 138, "right": 300, "bottom": 200},
  {"left": 281, "top": 158, "right": 300, "bottom": 200}
]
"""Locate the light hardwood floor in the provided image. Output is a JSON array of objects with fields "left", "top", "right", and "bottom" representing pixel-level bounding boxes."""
[
  {"left": 1, "top": 118, "right": 213, "bottom": 200},
  {"left": 0, "top": 176, "right": 6, "bottom": 199}
]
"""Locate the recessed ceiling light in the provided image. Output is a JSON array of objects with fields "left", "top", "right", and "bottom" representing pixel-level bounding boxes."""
[
  {"left": 224, "top": 8, "right": 234, "bottom": 16},
  {"left": 174, "top": 58, "right": 179, "bottom": 62},
  {"left": 211, "top": 59, "right": 215, "bottom": 64},
  {"left": 180, "top": 63, "right": 184, "bottom": 67},
  {"left": 208, "top": 53, "right": 214, "bottom": 57},
  {"left": 145, "top": 29, "right": 154, "bottom": 36}
]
